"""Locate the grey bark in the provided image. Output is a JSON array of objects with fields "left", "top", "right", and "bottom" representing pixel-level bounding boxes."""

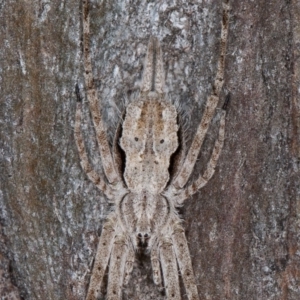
[{"left": 0, "top": 0, "right": 299, "bottom": 299}]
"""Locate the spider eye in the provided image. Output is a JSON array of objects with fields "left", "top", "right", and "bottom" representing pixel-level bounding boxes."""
[
  {"left": 160, "top": 139, "right": 164, "bottom": 144},
  {"left": 135, "top": 137, "right": 139, "bottom": 141}
]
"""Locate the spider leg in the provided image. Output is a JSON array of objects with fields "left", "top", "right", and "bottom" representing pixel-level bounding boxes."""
[
  {"left": 151, "top": 244, "right": 162, "bottom": 286},
  {"left": 107, "top": 235, "right": 129, "bottom": 299},
  {"left": 174, "top": 97, "right": 229, "bottom": 204},
  {"left": 86, "top": 214, "right": 117, "bottom": 300},
  {"left": 141, "top": 36, "right": 165, "bottom": 94},
  {"left": 172, "top": 1, "right": 230, "bottom": 189},
  {"left": 172, "top": 222, "right": 199, "bottom": 300},
  {"left": 160, "top": 238, "right": 181, "bottom": 300},
  {"left": 82, "top": 0, "right": 120, "bottom": 184},
  {"left": 75, "top": 88, "right": 114, "bottom": 199},
  {"left": 123, "top": 244, "right": 135, "bottom": 286}
]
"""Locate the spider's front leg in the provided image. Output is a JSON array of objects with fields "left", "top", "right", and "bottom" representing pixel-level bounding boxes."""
[
  {"left": 150, "top": 245, "right": 162, "bottom": 287},
  {"left": 152, "top": 221, "right": 199, "bottom": 300},
  {"left": 159, "top": 237, "right": 181, "bottom": 300},
  {"left": 106, "top": 235, "right": 133, "bottom": 299},
  {"left": 86, "top": 214, "right": 135, "bottom": 300},
  {"left": 171, "top": 222, "right": 199, "bottom": 300},
  {"left": 85, "top": 214, "right": 117, "bottom": 300}
]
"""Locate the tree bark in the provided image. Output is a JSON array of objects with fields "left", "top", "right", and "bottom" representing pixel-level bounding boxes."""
[{"left": 0, "top": 0, "right": 299, "bottom": 299}]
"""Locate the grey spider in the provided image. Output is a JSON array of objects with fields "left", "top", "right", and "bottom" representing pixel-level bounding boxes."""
[{"left": 75, "top": 0, "right": 230, "bottom": 299}]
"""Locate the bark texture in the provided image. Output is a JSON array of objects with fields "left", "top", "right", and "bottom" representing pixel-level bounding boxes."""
[{"left": 0, "top": 0, "right": 299, "bottom": 299}]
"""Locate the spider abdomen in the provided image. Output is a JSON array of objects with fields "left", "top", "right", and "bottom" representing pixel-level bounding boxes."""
[{"left": 120, "top": 99, "right": 179, "bottom": 194}]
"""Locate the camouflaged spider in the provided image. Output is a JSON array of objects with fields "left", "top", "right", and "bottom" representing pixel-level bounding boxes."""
[{"left": 75, "top": 0, "right": 230, "bottom": 299}]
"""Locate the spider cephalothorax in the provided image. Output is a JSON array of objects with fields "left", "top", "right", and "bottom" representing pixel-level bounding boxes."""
[{"left": 75, "top": 0, "right": 230, "bottom": 299}]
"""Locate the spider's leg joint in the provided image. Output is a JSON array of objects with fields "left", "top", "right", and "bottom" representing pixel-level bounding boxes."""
[{"left": 222, "top": 93, "right": 230, "bottom": 111}]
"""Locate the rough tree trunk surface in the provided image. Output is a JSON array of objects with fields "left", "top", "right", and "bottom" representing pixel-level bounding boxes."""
[{"left": 0, "top": 0, "right": 299, "bottom": 299}]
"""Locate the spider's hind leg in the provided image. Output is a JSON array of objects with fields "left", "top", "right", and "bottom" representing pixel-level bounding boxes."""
[
  {"left": 74, "top": 85, "right": 113, "bottom": 197},
  {"left": 82, "top": 0, "right": 120, "bottom": 184},
  {"left": 177, "top": 94, "right": 230, "bottom": 203},
  {"left": 171, "top": 1, "right": 230, "bottom": 190}
]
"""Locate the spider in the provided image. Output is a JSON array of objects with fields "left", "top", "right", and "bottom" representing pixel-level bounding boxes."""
[{"left": 75, "top": 0, "right": 230, "bottom": 299}]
